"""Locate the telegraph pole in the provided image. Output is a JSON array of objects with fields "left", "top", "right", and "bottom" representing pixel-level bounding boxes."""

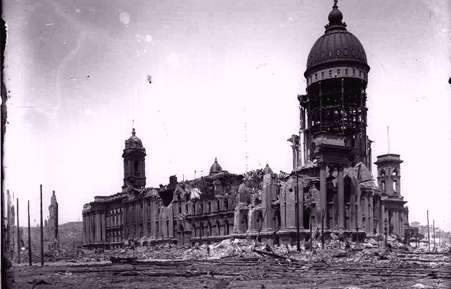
[
  {"left": 16, "top": 198, "right": 20, "bottom": 263},
  {"left": 40, "top": 184, "right": 44, "bottom": 266},
  {"left": 426, "top": 210, "right": 430, "bottom": 253},
  {"left": 28, "top": 200, "right": 32, "bottom": 266}
]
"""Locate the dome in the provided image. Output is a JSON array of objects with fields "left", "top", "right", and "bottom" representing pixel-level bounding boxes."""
[
  {"left": 209, "top": 158, "right": 223, "bottom": 175},
  {"left": 305, "top": 1, "right": 369, "bottom": 76},
  {"left": 263, "top": 164, "right": 273, "bottom": 175},
  {"left": 125, "top": 128, "right": 143, "bottom": 149}
]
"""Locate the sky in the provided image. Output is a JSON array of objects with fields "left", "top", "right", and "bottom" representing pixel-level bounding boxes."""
[{"left": 3, "top": 0, "right": 451, "bottom": 230}]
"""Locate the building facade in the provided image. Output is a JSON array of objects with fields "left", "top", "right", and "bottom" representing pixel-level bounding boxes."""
[{"left": 82, "top": 2, "right": 409, "bottom": 248}]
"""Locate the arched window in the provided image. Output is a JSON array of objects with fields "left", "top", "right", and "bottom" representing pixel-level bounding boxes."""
[
  {"left": 392, "top": 169, "right": 398, "bottom": 176},
  {"left": 225, "top": 220, "right": 230, "bottom": 235},
  {"left": 134, "top": 161, "right": 140, "bottom": 176}
]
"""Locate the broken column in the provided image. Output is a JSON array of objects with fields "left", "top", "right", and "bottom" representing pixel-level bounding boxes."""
[{"left": 262, "top": 165, "right": 275, "bottom": 232}]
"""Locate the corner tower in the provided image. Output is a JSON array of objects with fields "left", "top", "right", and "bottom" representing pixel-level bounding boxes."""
[
  {"left": 122, "top": 128, "right": 146, "bottom": 190},
  {"left": 375, "top": 154, "right": 402, "bottom": 197},
  {"left": 299, "top": 0, "right": 372, "bottom": 168}
]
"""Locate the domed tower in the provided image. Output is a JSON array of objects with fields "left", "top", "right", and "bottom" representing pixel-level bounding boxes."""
[
  {"left": 299, "top": 0, "right": 372, "bottom": 168},
  {"left": 209, "top": 158, "right": 223, "bottom": 175},
  {"left": 122, "top": 128, "right": 146, "bottom": 189}
]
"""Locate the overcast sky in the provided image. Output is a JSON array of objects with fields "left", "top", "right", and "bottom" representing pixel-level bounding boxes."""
[{"left": 4, "top": 0, "right": 451, "bottom": 230}]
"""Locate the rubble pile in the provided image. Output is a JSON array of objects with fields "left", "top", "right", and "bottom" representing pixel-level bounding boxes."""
[
  {"left": 183, "top": 239, "right": 259, "bottom": 260},
  {"left": 67, "top": 236, "right": 450, "bottom": 270}
]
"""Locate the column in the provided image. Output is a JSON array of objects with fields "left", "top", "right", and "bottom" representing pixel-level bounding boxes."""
[
  {"left": 369, "top": 197, "right": 374, "bottom": 234},
  {"left": 356, "top": 186, "right": 362, "bottom": 231},
  {"left": 285, "top": 180, "right": 296, "bottom": 229},
  {"left": 151, "top": 201, "right": 157, "bottom": 239},
  {"left": 280, "top": 186, "right": 287, "bottom": 230},
  {"left": 394, "top": 211, "right": 399, "bottom": 236},
  {"left": 247, "top": 208, "right": 257, "bottom": 233},
  {"left": 364, "top": 196, "right": 369, "bottom": 233},
  {"left": 86, "top": 215, "right": 90, "bottom": 244},
  {"left": 143, "top": 199, "right": 148, "bottom": 237},
  {"left": 89, "top": 213, "right": 95, "bottom": 243},
  {"left": 262, "top": 174, "right": 274, "bottom": 232},
  {"left": 298, "top": 180, "right": 304, "bottom": 229},
  {"left": 101, "top": 213, "right": 106, "bottom": 242},
  {"left": 337, "top": 167, "right": 344, "bottom": 229},
  {"left": 95, "top": 213, "right": 101, "bottom": 242},
  {"left": 380, "top": 201, "right": 389, "bottom": 234},
  {"left": 320, "top": 164, "right": 327, "bottom": 229}
]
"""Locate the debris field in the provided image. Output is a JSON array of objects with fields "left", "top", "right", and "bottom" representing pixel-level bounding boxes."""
[{"left": 9, "top": 238, "right": 451, "bottom": 289}]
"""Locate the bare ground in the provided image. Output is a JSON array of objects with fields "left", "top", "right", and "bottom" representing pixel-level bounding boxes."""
[{"left": 8, "top": 252, "right": 451, "bottom": 289}]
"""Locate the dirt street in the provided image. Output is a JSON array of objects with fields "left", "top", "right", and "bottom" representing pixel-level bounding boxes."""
[{"left": 9, "top": 252, "right": 451, "bottom": 289}]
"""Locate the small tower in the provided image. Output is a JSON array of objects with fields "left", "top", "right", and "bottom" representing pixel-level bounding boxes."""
[
  {"left": 122, "top": 128, "right": 146, "bottom": 189},
  {"left": 48, "top": 190, "right": 59, "bottom": 241},
  {"left": 375, "top": 154, "right": 402, "bottom": 196}
]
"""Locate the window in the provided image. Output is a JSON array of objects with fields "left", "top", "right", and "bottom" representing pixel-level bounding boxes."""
[
  {"left": 393, "top": 180, "right": 397, "bottom": 193},
  {"left": 134, "top": 161, "right": 140, "bottom": 176},
  {"left": 345, "top": 68, "right": 348, "bottom": 75},
  {"left": 329, "top": 70, "right": 332, "bottom": 76},
  {"left": 381, "top": 181, "right": 386, "bottom": 192},
  {"left": 337, "top": 68, "right": 341, "bottom": 75},
  {"left": 392, "top": 169, "right": 398, "bottom": 176},
  {"left": 321, "top": 71, "right": 324, "bottom": 78}
]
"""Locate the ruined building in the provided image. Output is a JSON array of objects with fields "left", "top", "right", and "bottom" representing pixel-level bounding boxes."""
[
  {"left": 82, "top": 2, "right": 409, "bottom": 248},
  {"left": 45, "top": 191, "right": 59, "bottom": 250}
]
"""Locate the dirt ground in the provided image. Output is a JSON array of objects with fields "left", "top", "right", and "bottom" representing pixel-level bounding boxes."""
[{"left": 8, "top": 251, "right": 451, "bottom": 289}]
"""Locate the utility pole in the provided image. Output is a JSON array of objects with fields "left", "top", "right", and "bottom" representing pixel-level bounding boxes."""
[
  {"left": 40, "top": 184, "right": 44, "bottom": 266},
  {"left": 426, "top": 210, "right": 430, "bottom": 253},
  {"left": 295, "top": 172, "right": 300, "bottom": 251},
  {"left": 28, "top": 200, "right": 32, "bottom": 266},
  {"left": 16, "top": 198, "right": 20, "bottom": 263}
]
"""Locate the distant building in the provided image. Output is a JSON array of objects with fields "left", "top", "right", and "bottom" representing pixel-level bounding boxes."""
[{"left": 82, "top": 2, "right": 410, "bottom": 248}]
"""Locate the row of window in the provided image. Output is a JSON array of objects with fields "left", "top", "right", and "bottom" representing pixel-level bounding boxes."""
[
  {"left": 193, "top": 221, "right": 231, "bottom": 237},
  {"left": 307, "top": 67, "right": 367, "bottom": 85}
]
